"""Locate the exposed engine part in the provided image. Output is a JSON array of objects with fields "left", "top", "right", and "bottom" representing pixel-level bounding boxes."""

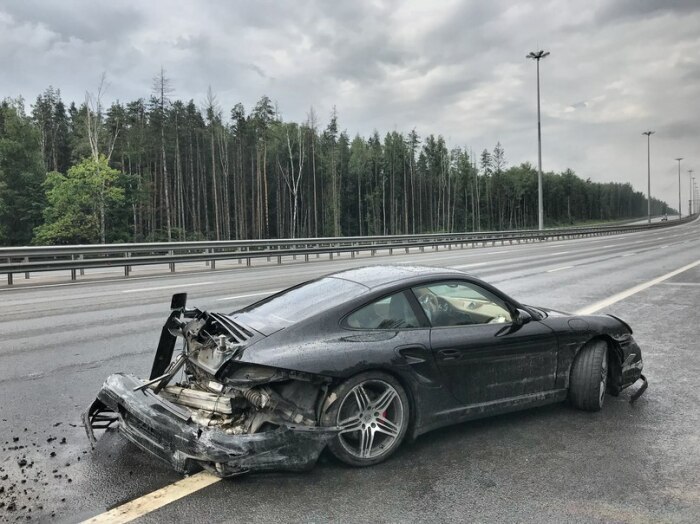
[
  {"left": 243, "top": 387, "right": 270, "bottom": 409},
  {"left": 159, "top": 385, "right": 233, "bottom": 414}
]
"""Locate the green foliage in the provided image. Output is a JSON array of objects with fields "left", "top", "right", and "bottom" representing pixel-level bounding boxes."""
[
  {"left": 33, "top": 156, "right": 124, "bottom": 244},
  {"left": 0, "top": 83, "right": 676, "bottom": 246},
  {"left": 0, "top": 99, "right": 46, "bottom": 245}
]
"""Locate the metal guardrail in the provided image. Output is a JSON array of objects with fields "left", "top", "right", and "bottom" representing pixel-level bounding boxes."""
[{"left": 0, "top": 216, "right": 696, "bottom": 285}]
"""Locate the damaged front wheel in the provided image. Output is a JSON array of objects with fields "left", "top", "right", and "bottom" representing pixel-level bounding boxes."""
[{"left": 323, "top": 372, "right": 409, "bottom": 467}]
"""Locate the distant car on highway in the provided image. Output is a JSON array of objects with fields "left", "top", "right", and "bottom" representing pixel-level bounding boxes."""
[
  {"left": 85, "top": 265, "right": 647, "bottom": 476},
  {"left": 661, "top": 214, "right": 668, "bottom": 221}
]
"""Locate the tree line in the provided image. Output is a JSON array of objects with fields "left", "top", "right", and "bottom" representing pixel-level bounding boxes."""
[{"left": 0, "top": 76, "right": 672, "bottom": 246}]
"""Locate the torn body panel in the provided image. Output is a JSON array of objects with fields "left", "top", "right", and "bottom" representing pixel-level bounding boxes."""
[{"left": 86, "top": 373, "right": 337, "bottom": 477}]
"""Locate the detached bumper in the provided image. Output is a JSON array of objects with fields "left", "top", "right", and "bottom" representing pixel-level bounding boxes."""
[{"left": 84, "top": 373, "right": 337, "bottom": 477}]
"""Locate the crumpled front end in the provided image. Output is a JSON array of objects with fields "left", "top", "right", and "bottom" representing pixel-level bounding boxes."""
[
  {"left": 85, "top": 373, "right": 337, "bottom": 477},
  {"left": 83, "top": 293, "right": 339, "bottom": 477}
]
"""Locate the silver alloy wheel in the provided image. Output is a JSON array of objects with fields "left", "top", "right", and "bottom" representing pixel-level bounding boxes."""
[
  {"left": 337, "top": 379, "right": 404, "bottom": 460},
  {"left": 599, "top": 348, "right": 608, "bottom": 406}
]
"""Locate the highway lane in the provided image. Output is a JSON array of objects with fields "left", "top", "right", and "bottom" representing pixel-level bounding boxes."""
[{"left": 0, "top": 218, "right": 698, "bottom": 522}]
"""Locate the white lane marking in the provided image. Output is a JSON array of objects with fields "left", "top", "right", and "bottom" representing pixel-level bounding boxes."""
[
  {"left": 576, "top": 259, "right": 700, "bottom": 315},
  {"left": 621, "top": 252, "right": 635, "bottom": 257},
  {"left": 81, "top": 471, "right": 220, "bottom": 524},
  {"left": 483, "top": 249, "right": 512, "bottom": 254},
  {"left": 121, "top": 282, "right": 214, "bottom": 293},
  {"left": 451, "top": 262, "right": 489, "bottom": 269},
  {"left": 549, "top": 251, "right": 571, "bottom": 255},
  {"left": 546, "top": 265, "right": 574, "bottom": 273},
  {"left": 660, "top": 245, "right": 669, "bottom": 249},
  {"left": 661, "top": 282, "right": 700, "bottom": 286},
  {"left": 216, "top": 290, "right": 281, "bottom": 301}
]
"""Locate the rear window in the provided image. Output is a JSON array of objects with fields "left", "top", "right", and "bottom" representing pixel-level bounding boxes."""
[{"left": 233, "top": 277, "right": 367, "bottom": 334}]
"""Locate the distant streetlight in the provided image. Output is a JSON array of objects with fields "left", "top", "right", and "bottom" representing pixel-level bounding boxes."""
[
  {"left": 642, "top": 131, "right": 654, "bottom": 223},
  {"left": 527, "top": 49, "right": 550, "bottom": 230},
  {"left": 675, "top": 158, "right": 683, "bottom": 218},
  {"left": 690, "top": 169, "right": 695, "bottom": 215}
]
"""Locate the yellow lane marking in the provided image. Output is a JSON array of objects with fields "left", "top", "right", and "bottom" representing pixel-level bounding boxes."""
[{"left": 81, "top": 471, "right": 221, "bottom": 524}]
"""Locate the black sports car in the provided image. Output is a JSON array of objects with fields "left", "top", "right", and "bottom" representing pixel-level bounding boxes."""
[{"left": 85, "top": 265, "right": 647, "bottom": 476}]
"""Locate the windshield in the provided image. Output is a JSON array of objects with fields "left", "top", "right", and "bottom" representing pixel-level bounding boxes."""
[{"left": 232, "top": 277, "right": 368, "bottom": 334}]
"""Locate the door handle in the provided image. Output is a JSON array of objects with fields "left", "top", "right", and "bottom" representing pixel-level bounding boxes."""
[{"left": 438, "top": 349, "right": 461, "bottom": 361}]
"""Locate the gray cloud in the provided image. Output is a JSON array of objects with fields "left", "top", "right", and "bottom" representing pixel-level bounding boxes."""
[{"left": 0, "top": 0, "right": 699, "bottom": 208}]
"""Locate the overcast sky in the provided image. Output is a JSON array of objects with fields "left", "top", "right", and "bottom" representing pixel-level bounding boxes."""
[{"left": 1, "top": 0, "right": 699, "bottom": 210}]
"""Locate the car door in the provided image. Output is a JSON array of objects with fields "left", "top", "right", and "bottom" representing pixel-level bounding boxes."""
[
  {"left": 343, "top": 289, "right": 435, "bottom": 380},
  {"left": 412, "top": 280, "right": 559, "bottom": 405}
]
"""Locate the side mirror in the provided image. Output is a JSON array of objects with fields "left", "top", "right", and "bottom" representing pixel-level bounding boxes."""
[
  {"left": 514, "top": 308, "right": 532, "bottom": 326},
  {"left": 170, "top": 292, "right": 188, "bottom": 310}
]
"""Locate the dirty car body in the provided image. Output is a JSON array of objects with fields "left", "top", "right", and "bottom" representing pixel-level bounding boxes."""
[{"left": 85, "top": 265, "right": 647, "bottom": 477}]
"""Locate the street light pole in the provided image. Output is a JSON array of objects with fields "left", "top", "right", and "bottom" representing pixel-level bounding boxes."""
[
  {"left": 690, "top": 169, "right": 695, "bottom": 215},
  {"left": 642, "top": 131, "right": 654, "bottom": 224},
  {"left": 675, "top": 158, "right": 683, "bottom": 219},
  {"left": 527, "top": 49, "right": 550, "bottom": 230}
]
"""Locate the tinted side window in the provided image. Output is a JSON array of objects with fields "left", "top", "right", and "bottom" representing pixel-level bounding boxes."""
[
  {"left": 412, "top": 281, "right": 512, "bottom": 327},
  {"left": 346, "top": 291, "right": 420, "bottom": 329}
]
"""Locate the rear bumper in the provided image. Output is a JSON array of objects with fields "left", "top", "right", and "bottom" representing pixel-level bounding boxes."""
[{"left": 84, "top": 373, "right": 336, "bottom": 477}]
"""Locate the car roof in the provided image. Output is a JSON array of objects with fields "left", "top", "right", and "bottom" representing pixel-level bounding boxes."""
[{"left": 328, "top": 264, "right": 469, "bottom": 289}]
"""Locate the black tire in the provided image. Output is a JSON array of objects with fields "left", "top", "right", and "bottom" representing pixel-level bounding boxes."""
[
  {"left": 322, "top": 371, "right": 410, "bottom": 467},
  {"left": 569, "top": 339, "right": 609, "bottom": 412}
]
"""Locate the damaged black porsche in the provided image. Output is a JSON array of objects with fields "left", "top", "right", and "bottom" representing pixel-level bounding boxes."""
[{"left": 84, "top": 265, "right": 647, "bottom": 477}]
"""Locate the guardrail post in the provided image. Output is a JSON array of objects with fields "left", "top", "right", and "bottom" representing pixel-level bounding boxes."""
[
  {"left": 70, "top": 255, "right": 78, "bottom": 281},
  {"left": 24, "top": 257, "right": 29, "bottom": 279},
  {"left": 211, "top": 259, "right": 216, "bottom": 270},
  {"left": 329, "top": 252, "right": 334, "bottom": 260},
  {"left": 305, "top": 254, "right": 309, "bottom": 262},
  {"left": 405, "top": 247, "right": 409, "bottom": 254},
  {"left": 79, "top": 254, "right": 85, "bottom": 276},
  {"left": 7, "top": 273, "right": 13, "bottom": 286},
  {"left": 351, "top": 251, "right": 355, "bottom": 259},
  {"left": 124, "top": 265, "right": 130, "bottom": 277},
  {"left": 277, "top": 255, "right": 282, "bottom": 264},
  {"left": 390, "top": 248, "right": 393, "bottom": 255},
  {"left": 247, "top": 257, "right": 251, "bottom": 267}
]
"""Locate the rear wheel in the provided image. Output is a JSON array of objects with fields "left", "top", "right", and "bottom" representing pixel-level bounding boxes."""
[
  {"left": 569, "top": 339, "right": 609, "bottom": 412},
  {"left": 322, "top": 371, "right": 409, "bottom": 467}
]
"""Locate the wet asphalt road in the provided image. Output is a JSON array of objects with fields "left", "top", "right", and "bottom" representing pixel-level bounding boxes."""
[{"left": 0, "top": 219, "right": 699, "bottom": 523}]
